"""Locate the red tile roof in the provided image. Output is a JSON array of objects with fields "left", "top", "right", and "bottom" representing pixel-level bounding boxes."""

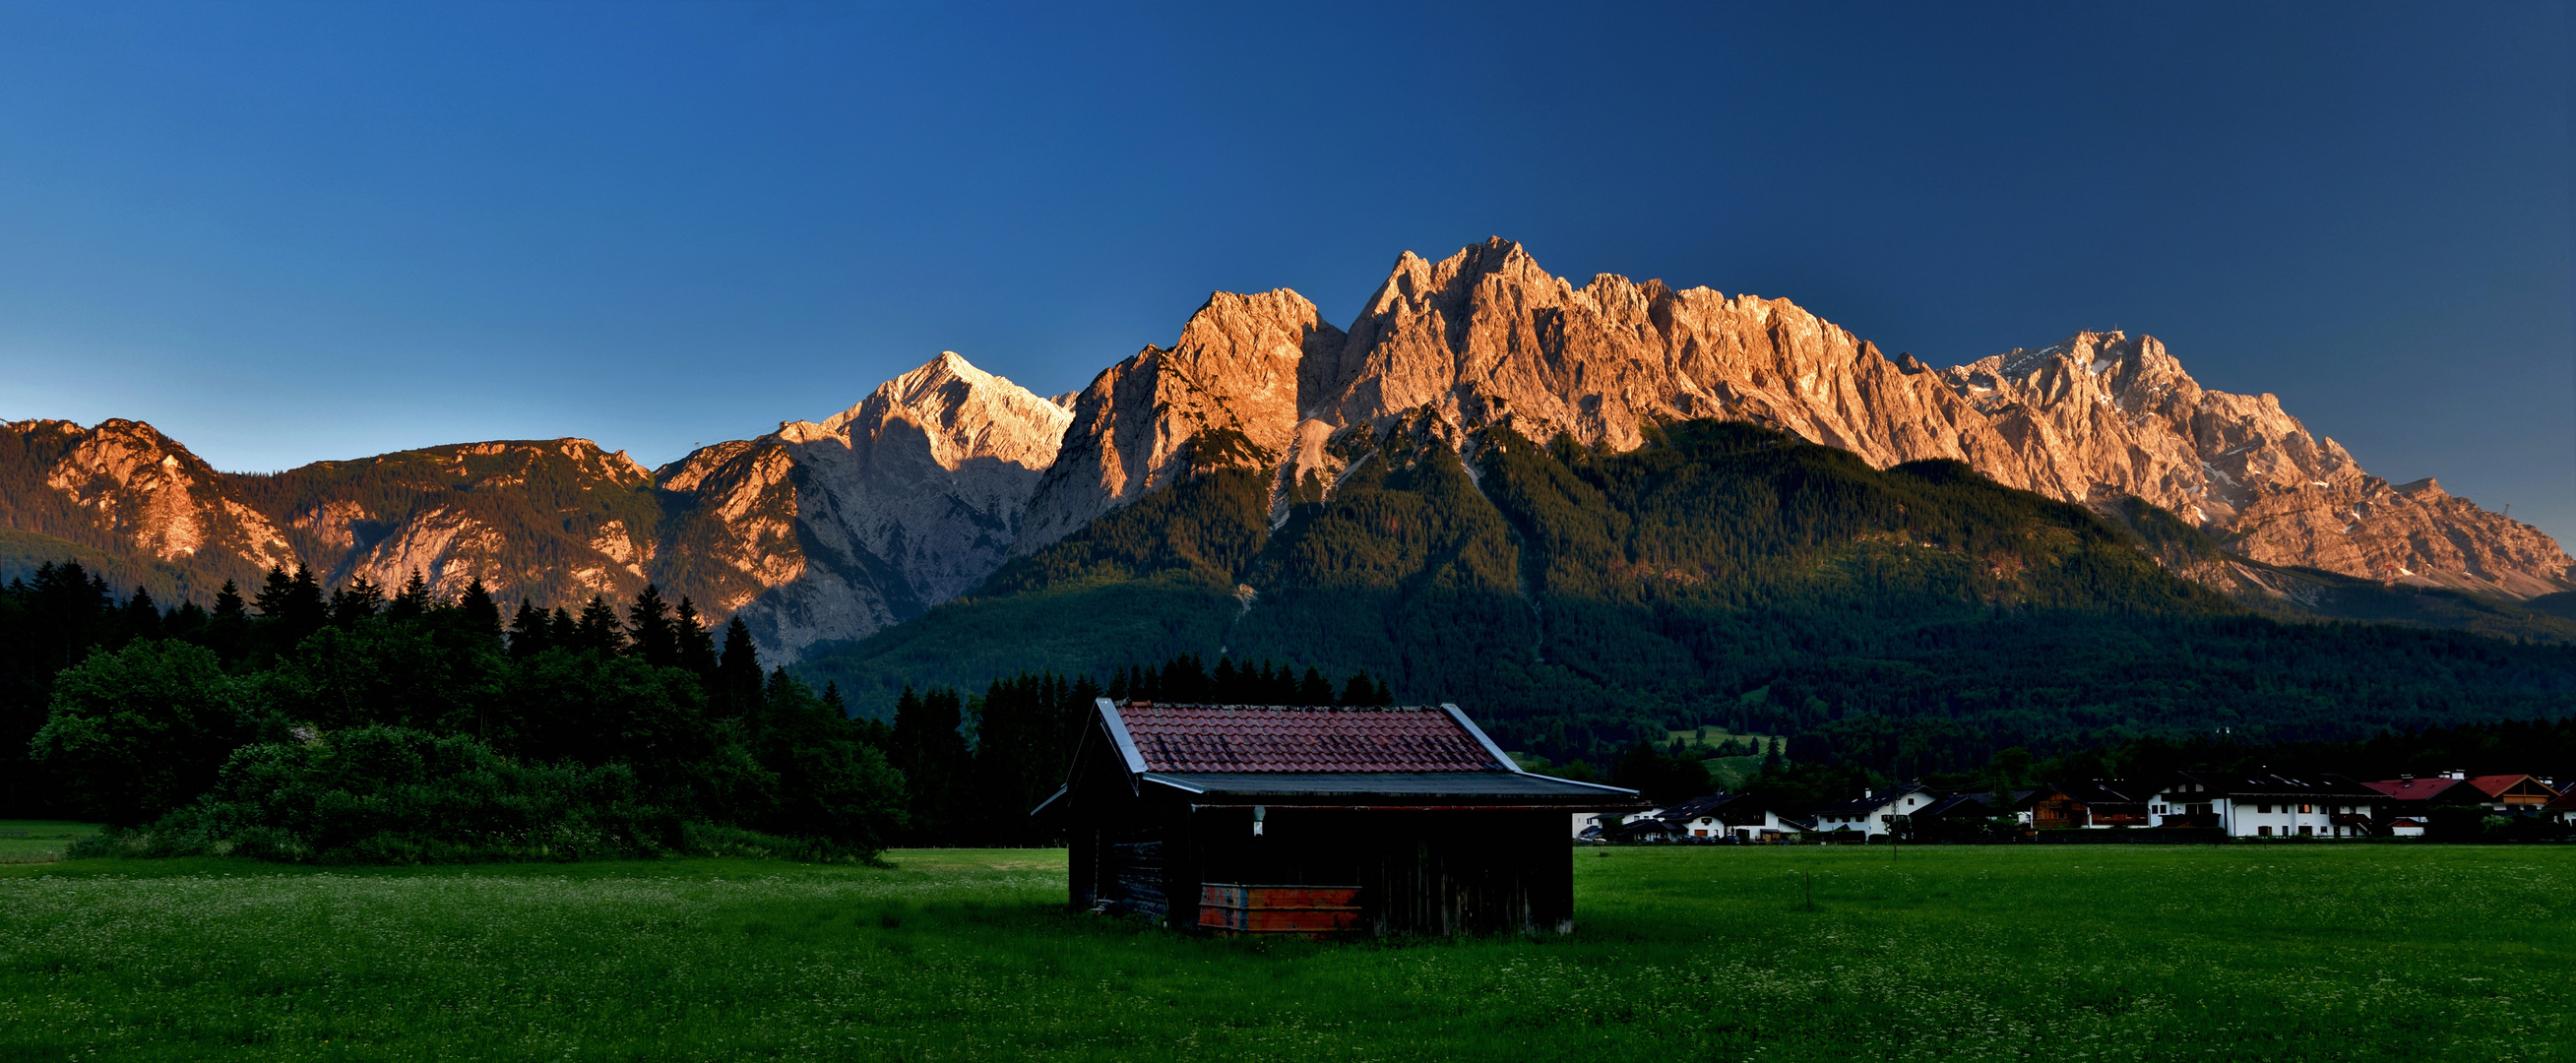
[
  {"left": 2363, "top": 777, "right": 2472, "bottom": 802},
  {"left": 2465, "top": 775, "right": 2559, "bottom": 800},
  {"left": 1113, "top": 702, "right": 1503, "bottom": 774}
]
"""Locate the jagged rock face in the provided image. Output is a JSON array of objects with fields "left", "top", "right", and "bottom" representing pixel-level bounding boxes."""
[
  {"left": 4, "top": 239, "right": 2562, "bottom": 649},
  {"left": 1017, "top": 292, "right": 1341, "bottom": 552},
  {"left": 1945, "top": 332, "right": 2572, "bottom": 596},
  {"left": 0, "top": 352, "right": 1069, "bottom": 661},
  {"left": 668, "top": 351, "right": 1073, "bottom": 660},
  {"left": 5, "top": 418, "right": 294, "bottom": 575},
  {"left": 1018, "top": 238, "right": 2569, "bottom": 598}
]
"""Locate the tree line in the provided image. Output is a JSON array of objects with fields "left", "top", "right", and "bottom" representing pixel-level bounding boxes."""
[
  {"left": 5, "top": 560, "right": 1404, "bottom": 859},
  {"left": 9, "top": 560, "right": 902, "bottom": 861}
]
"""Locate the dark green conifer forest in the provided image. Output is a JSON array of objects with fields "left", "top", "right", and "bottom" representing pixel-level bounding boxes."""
[
  {"left": 2, "top": 561, "right": 906, "bottom": 859},
  {"left": 800, "top": 419, "right": 2576, "bottom": 778}
]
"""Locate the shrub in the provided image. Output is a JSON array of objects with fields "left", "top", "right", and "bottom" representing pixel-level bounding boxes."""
[
  {"left": 102, "top": 726, "right": 686, "bottom": 863},
  {"left": 30, "top": 640, "right": 264, "bottom": 826}
]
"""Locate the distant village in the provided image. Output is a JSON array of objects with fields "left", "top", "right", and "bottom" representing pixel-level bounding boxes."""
[{"left": 1586, "top": 771, "right": 2576, "bottom": 844}]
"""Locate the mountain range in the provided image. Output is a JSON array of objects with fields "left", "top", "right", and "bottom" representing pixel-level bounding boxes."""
[{"left": 4, "top": 238, "right": 2569, "bottom": 679}]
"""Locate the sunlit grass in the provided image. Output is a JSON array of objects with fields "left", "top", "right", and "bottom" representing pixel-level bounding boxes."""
[{"left": 1, "top": 844, "right": 2568, "bottom": 1061}]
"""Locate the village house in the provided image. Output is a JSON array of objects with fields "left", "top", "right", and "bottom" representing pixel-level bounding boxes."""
[
  {"left": 1694, "top": 792, "right": 1810, "bottom": 842},
  {"left": 2546, "top": 786, "right": 2576, "bottom": 825},
  {"left": 1603, "top": 793, "right": 1807, "bottom": 843},
  {"left": 1910, "top": 790, "right": 2032, "bottom": 840},
  {"left": 2038, "top": 781, "right": 2155, "bottom": 828},
  {"left": 2146, "top": 772, "right": 2385, "bottom": 838},
  {"left": 2459, "top": 774, "right": 2562, "bottom": 812},
  {"left": 1037, "top": 699, "right": 1644, "bottom": 936},
  {"left": 1809, "top": 782, "right": 1936, "bottom": 839}
]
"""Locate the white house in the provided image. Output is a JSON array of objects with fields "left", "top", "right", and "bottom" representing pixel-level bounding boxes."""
[
  {"left": 1808, "top": 782, "right": 1936, "bottom": 839},
  {"left": 2146, "top": 772, "right": 2384, "bottom": 839}
]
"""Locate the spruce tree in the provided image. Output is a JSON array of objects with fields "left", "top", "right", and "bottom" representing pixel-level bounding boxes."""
[
  {"left": 1297, "top": 666, "right": 1335, "bottom": 705},
  {"left": 1340, "top": 670, "right": 1389, "bottom": 707},
  {"left": 386, "top": 570, "right": 433, "bottom": 622},
  {"left": 717, "top": 617, "right": 764, "bottom": 722},
  {"left": 1161, "top": 654, "right": 1209, "bottom": 702},
  {"left": 119, "top": 587, "right": 161, "bottom": 644},
  {"left": 625, "top": 585, "right": 679, "bottom": 667},
  {"left": 508, "top": 599, "right": 549, "bottom": 658},
  {"left": 330, "top": 576, "right": 384, "bottom": 628},
  {"left": 212, "top": 580, "right": 247, "bottom": 624},
  {"left": 252, "top": 566, "right": 293, "bottom": 619},
  {"left": 674, "top": 597, "right": 720, "bottom": 678},
  {"left": 457, "top": 579, "right": 503, "bottom": 649},
  {"left": 547, "top": 607, "right": 578, "bottom": 649},
  {"left": 208, "top": 580, "right": 250, "bottom": 664},
  {"left": 891, "top": 684, "right": 972, "bottom": 844},
  {"left": 575, "top": 594, "right": 622, "bottom": 655}
]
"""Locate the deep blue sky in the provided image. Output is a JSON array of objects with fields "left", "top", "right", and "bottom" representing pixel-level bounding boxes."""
[{"left": 2, "top": 3, "right": 2569, "bottom": 538}]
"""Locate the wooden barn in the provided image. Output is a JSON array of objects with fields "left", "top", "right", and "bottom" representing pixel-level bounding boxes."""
[{"left": 1034, "top": 699, "right": 1644, "bottom": 936}]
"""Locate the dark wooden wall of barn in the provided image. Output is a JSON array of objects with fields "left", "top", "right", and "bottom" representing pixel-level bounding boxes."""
[{"left": 1077, "top": 806, "right": 1573, "bottom": 936}]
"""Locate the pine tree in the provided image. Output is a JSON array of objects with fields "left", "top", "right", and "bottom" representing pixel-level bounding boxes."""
[
  {"left": 674, "top": 597, "right": 719, "bottom": 678},
  {"left": 717, "top": 617, "right": 764, "bottom": 722},
  {"left": 118, "top": 587, "right": 160, "bottom": 645},
  {"left": 386, "top": 570, "right": 433, "bottom": 622},
  {"left": 508, "top": 598, "right": 549, "bottom": 658},
  {"left": 207, "top": 580, "right": 250, "bottom": 664},
  {"left": 1161, "top": 654, "right": 1209, "bottom": 702},
  {"left": 547, "top": 607, "right": 578, "bottom": 649},
  {"left": 575, "top": 594, "right": 623, "bottom": 655},
  {"left": 822, "top": 680, "right": 848, "bottom": 719},
  {"left": 625, "top": 585, "right": 679, "bottom": 667},
  {"left": 1297, "top": 666, "right": 1335, "bottom": 705},
  {"left": 457, "top": 579, "right": 503, "bottom": 649},
  {"left": 891, "top": 684, "right": 972, "bottom": 844},
  {"left": 1340, "top": 670, "right": 1390, "bottom": 707},
  {"left": 330, "top": 576, "right": 384, "bottom": 628},
  {"left": 212, "top": 581, "right": 247, "bottom": 624},
  {"left": 252, "top": 566, "right": 293, "bottom": 619}
]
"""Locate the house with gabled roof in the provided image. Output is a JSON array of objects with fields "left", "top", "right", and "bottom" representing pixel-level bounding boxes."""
[
  {"left": 1911, "top": 790, "right": 2033, "bottom": 840},
  {"left": 2146, "top": 772, "right": 2384, "bottom": 838},
  {"left": 1808, "top": 782, "right": 1936, "bottom": 840},
  {"left": 2461, "top": 774, "right": 2561, "bottom": 811},
  {"left": 1037, "top": 699, "right": 1646, "bottom": 936}
]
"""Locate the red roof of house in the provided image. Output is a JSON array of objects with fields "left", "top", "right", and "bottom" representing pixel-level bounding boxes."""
[
  {"left": 2363, "top": 777, "right": 2472, "bottom": 802},
  {"left": 1112, "top": 702, "right": 1504, "bottom": 774},
  {"left": 2465, "top": 775, "right": 2558, "bottom": 799}
]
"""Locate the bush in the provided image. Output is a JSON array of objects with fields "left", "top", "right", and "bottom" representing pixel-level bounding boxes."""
[
  {"left": 30, "top": 640, "right": 264, "bottom": 826},
  {"left": 99, "top": 726, "right": 686, "bottom": 863}
]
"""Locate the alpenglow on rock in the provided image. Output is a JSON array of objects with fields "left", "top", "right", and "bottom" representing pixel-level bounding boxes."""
[
  {"left": 1015, "top": 237, "right": 2570, "bottom": 598},
  {"left": 3, "top": 240, "right": 2564, "bottom": 651},
  {"left": 0, "top": 351, "right": 1073, "bottom": 662},
  {"left": 668, "top": 351, "right": 1073, "bottom": 659}
]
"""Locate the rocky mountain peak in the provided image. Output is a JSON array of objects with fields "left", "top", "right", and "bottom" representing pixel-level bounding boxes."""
[
  {"left": 792, "top": 350, "right": 1072, "bottom": 472},
  {"left": 679, "top": 350, "right": 1078, "bottom": 660},
  {"left": 1020, "top": 238, "right": 2569, "bottom": 600}
]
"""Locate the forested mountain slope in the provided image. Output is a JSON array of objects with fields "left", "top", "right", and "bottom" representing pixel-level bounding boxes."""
[
  {"left": 800, "top": 419, "right": 2576, "bottom": 774},
  {"left": 0, "top": 352, "right": 1068, "bottom": 662}
]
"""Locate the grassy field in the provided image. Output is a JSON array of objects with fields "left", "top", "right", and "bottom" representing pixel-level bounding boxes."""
[
  {"left": 0, "top": 820, "right": 98, "bottom": 864},
  {"left": 2, "top": 844, "right": 2569, "bottom": 1062}
]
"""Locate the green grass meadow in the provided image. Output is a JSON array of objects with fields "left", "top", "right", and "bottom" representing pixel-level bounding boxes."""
[
  {"left": 2, "top": 844, "right": 2569, "bottom": 1061},
  {"left": 0, "top": 821, "right": 99, "bottom": 864}
]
